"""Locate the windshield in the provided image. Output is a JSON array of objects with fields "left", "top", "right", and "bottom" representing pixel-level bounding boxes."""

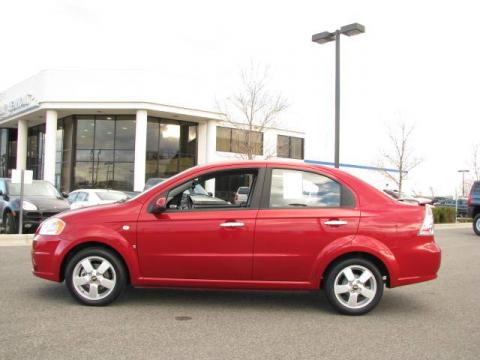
[
  {"left": 96, "top": 191, "right": 127, "bottom": 201},
  {"left": 6, "top": 180, "right": 61, "bottom": 198}
]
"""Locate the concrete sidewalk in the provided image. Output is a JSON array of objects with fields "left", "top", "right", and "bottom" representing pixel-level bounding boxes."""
[
  {"left": 0, "top": 234, "right": 34, "bottom": 246},
  {"left": 435, "top": 222, "right": 472, "bottom": 230}
]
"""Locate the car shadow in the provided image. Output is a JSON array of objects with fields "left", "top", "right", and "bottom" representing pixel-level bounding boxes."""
[
  {"left": 120, "top": 286, "right": 332, "bottom": 313},
  {"left": 30, "top": 283, "right": 432, "bottom": 316}
]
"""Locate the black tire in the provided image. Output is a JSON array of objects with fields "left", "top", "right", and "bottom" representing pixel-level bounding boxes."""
[
  {"left": 65, "top": 247, "right": 127, "bottom": 306},
  {"left": 4, "top": 212, "right": 17, "bottom": 234},
  {"left": 473, "top": 214, "right": 480, "bottom": 236},
  {"left": 324, "top": 258, "right": 384, "bottom": 315}
]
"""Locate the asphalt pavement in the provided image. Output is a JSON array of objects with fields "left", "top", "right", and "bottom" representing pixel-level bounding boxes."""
[{"left": 0, "top": 227, "right": 479, "bottom": 360}]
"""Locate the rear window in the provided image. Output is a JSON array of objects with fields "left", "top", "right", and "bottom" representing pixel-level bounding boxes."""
[{"left": 269, "top": 169, "right": 348, "bottom": 208}]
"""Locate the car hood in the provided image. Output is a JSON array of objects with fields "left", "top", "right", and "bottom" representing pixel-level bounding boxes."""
[
  {"left": 13, "top": 196, "right": 70, "bottom": 212},
  {"left": 58, "top": 198, "right": 142, "bottom": 224}
]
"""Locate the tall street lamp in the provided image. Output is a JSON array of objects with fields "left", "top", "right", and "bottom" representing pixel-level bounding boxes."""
[
  {"left": 458, "top": 169, "right": 470, "bottom": 197},
  {"left": 312, "top": 23, "right": 365, "bottom": 168}
]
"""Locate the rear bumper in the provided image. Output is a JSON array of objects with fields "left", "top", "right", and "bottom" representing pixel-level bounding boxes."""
[{"left": 390, "top": 237, "right": 441, "bottom": 288}]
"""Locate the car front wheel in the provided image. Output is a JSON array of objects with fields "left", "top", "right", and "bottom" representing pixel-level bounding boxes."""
[
  {"left": 474, "top": 214, "right": 480, "bottom": 236},
  {"left": 324, "top": 258, "right": 384, "bottom": 315},
  {"left": 65, "top": 247, "right": 127, "bottom": 306}
]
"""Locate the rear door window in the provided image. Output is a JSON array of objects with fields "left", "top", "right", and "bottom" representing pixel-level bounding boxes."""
[{"left": 269, "top": 169, "right": 354, "bottom": 208}]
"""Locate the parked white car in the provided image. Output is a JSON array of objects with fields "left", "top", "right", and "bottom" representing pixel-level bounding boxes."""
[
  {"left": 68, "top": 189, "right": 128, "bottom": 210},
  {"left": 234, "top": 186, "right": 250, "bottom": 205}
]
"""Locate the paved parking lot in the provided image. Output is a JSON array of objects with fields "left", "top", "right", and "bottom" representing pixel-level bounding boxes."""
[{"left": 0, "top": 227, "right": 479, "bottom": 360}]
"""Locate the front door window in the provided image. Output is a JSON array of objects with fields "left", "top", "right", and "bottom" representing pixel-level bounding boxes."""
[{"left": 166, "top": 169, "right": 257, "bottom": 211}]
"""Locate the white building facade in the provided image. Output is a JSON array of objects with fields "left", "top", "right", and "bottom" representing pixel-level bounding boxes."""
[{"left": 0, "top": 70, "right": 305, "bottom": 192}]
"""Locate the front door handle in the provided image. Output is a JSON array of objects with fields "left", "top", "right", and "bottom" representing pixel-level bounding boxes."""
[
  {"left": 220, "top": 222, "right": 245, "bottom": 228},
  {"left": 324, "top": 220, "right": 348, "bottom": 226}
]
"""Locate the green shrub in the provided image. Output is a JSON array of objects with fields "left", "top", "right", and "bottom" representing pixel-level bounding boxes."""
[{"left": 432, "top": 206, "right": 456, "bottom": 223}]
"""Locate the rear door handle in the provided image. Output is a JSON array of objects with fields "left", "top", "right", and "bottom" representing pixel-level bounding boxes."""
[
  {"left": 220, "top": 222, "right": 245, "bottom": 228},
  {"left": 324, "top": 220, "right": 348, "bottom": 226}
]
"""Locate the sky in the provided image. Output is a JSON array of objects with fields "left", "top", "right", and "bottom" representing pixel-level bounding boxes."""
[{"left": 1, "top": 0, "right": 479, "bottom": 196}]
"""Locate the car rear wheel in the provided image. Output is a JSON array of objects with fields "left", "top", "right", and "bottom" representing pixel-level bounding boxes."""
[
  {"left": 324, "top": 258, "right": 384, "bottom": 315},
  {"left": 473, "top": 214, "right": 480, "bottom": 236},
  {"left": 65, "top": 247, "right": 127, "bottom": 306}
]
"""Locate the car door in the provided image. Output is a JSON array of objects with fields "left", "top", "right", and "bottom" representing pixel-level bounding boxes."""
[
  {"left": 136, "top": 166, "right": 265, "bottom": 281},
  {"left": 253, "top": 166, "right": 360, "bottom": 282}
]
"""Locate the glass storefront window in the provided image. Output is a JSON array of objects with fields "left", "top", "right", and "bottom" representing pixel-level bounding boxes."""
[
  {"left": 24, "top": 114, "right": 198, "bottom": 192},
  {"left": 94, "top": 116, "right": 115, "bottom": 149},
  {"left": 146, "top": 117, "right": 197, "bottom": 181},
  {"left": 27, "top": 124, "right": 45, "bottom": 180},
  {"left": 215, "top": 126, "right": 263, "bottom": 155},
  {"left": 277, "top": 135, "right": 304, "bottom": 160},
  {"left": 0, "top": 129, "right": 16, "bottom": 178},
  {"left": 72, "top": 115, "right": 136, "bottom": 191},
  {"left": 76, "top": 117, "right": 95, "bottom": 149}
]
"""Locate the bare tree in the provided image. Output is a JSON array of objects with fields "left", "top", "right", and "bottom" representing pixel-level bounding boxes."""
[
  {"left": 218, "top": 65, "right": 288, "bottom": 159},
  {"left": 378, "top": 122, "right": 422, "bottom": 194},
  {"left": 472, "top": 143, "right": 480, "bottom": 181}
]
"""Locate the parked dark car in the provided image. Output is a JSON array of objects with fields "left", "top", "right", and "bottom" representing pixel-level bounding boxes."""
[
  {"left": 456, "top": 198, "right": 468, "bottom": 218},
  {"left": 468, "top": 181, "right": 480, "bottom": 235},
  {"left": 0, "top": 179, "right": 70, "bottom": 234}
]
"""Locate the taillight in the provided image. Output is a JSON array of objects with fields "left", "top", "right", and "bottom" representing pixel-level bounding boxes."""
[
  {"left": 468, "top": 192, "right": 472, "bottom": 207},
  {"left": 418, "top": 205, "right": 434, "bottom": 236}
]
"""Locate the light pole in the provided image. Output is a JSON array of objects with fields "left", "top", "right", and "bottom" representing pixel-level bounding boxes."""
[
  {"left": 458, "top": 169, "right": 470, "bottom": 197},
  {"left": 312, "top": 23, "right": 365, "bottom": 168}
]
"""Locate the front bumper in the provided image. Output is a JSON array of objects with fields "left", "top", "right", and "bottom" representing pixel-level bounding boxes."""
[{"left": 31, "top": 235, "right": 63, "bottom": 282}]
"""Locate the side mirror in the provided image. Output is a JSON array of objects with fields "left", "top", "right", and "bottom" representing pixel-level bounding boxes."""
[
  {"left": 208, "top": 192, "right": 213, "bottom": 197},
  {"left": 61, "top": 192, "right": 68, "bottom": 198},
  {"left": 149, "top": 197, "right": 167, "bottom": 214}
]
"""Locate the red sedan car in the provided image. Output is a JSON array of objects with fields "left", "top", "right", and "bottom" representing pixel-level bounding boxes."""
[{"left": 32, "top": 161, "right": 441, "bottom": 315}]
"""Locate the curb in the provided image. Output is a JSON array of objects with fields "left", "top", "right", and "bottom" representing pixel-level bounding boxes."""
[
  {"left": 435, "top": 223, "right": 472, "bottom": 229},
  {"left": 0, "top": 234, "right": 34, "bottom": 247}
]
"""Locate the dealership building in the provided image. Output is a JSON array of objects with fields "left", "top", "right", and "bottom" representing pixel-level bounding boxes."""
[{"left": 0, "top": 70, "right": 305, "bottom": 192}]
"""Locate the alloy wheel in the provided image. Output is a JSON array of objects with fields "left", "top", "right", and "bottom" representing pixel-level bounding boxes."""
[
  {"left": 333, "top": 265, "right": 377, "bottom": 309},
  {"left": 72, "top": 256, "right": 117, "bottom": 301}
]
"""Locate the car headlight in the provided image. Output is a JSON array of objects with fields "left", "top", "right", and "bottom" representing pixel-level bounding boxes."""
[
  {"left": 22, "top": 201, "right": 38, "bottom": 211},
  {"left": 39, "top": 218, "right": 66, "bottom": 236}
]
